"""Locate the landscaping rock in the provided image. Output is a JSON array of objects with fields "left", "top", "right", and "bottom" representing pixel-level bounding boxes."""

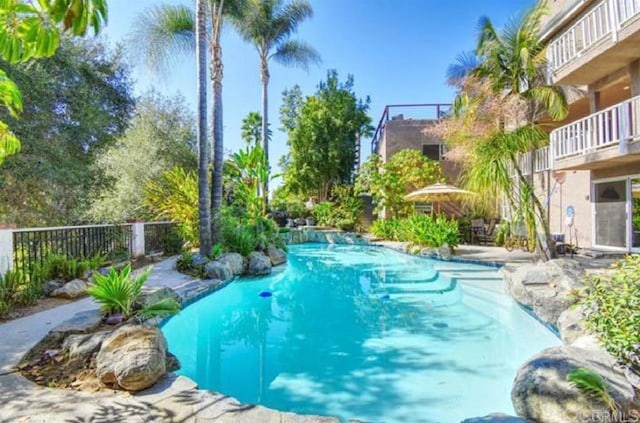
[
  {"left": 557, "top": 305, "right": 587, "bottom": 344},
  {"left": 218, "top": 252, "right": 244, "bottom": 275},
  {"left": 137, "top": 286, "right": 182, "bottom": 309},
  {"left": 247, "top": 251, "right": 272, "bottom": 276},
  {"left": 42, "top": 280, "right": 63, "bottom": 297},
  {"left": 174, "top": 279, "right": 223, "bottom": 303},
  {"left": 50, "top": 279, "right": 88, "bottom": 299},
  {"left": 438, "top": 243, "right": 452, "bottom": 260},
  {"left": 501, "top": 259, "right": 585, "bottom": 325},
  {"left": 51, "top": 309, "right": 103, "bottom": 336},
  {"left": 62, "top": 330, "right": 111, "bottom": 360},
  {"left": 461, "top": 413, "right": 530, "bottom": 422},
  {"left": 419, "top": 248, "right": 437, "bottom": 258},
  {"left": 266, "top": 246, "right": 287, "bottom": 266},
  {"left": 512, "top": 345, "right": 636, "bottom": 423},
  {"left": 191, "top": 254, "right": 208, "bottom": 266},
  {"left": 205, "top": 261, "right": 233, "bottom": 281},
  {"left": 96, "top": 325, "right": 169, "bottom": 391}
]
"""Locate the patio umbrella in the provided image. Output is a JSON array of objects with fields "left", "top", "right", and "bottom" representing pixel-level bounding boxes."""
[{"left": 404, "top": 182, "right": 475, "bottom": 215}]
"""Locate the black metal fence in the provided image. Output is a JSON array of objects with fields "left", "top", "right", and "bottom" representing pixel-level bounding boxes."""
[
  {"left": 144, "top": 222, "right": 181, "bottom": 255},
  {"left": 12, "top": 224, "right": 134, "bottom": 275}
]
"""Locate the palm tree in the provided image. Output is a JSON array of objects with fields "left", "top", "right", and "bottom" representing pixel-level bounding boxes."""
[
  {"left": 130, "top": 1, "right": 232, "bottom": 253},
  {"left": 445, "top": 2, "right": 567, "bottom": 259},
  {"left": 229, "top": 0, "right": 320, "bottom": 211}
]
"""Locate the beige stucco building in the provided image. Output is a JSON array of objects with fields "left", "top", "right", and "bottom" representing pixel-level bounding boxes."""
[{"left": 529, "top": 0, "right": 640, "bottom": 252}]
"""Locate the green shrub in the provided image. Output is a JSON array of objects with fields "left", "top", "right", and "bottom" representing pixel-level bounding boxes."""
[
  {"left": 371, "top": 215, "right": 459, "bottom": 249},
  {"left": 576, "top": 255, "right": 640, "bottom": 365},
  {"left": 313, "top": 201, "right": 334, "bottom": 226},
  {"left": 87, "top": 264, "right": 180, "bottom": 319},
  {"left": 176, "top": 251, "right": 207, "bottom": 278},
  {"left": 209, "top": 244, "right": 223, "bottom": 259},
  {"left": 494, "top": 222, "right": 510, "bottom": 246}
]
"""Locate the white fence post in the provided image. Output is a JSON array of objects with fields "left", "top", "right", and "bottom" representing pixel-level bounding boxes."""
[
  {"left": 0, "top": 226, "right": 14, "bottom": 275},
  {"left": 132, "top": 222, "right": 145, "bottom": 258}
]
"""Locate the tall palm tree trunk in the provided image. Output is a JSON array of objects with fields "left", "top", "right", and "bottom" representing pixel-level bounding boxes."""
[
  {"left": 196, "top": 0, "right": 212, "bottom": 255},
  {"left": 260, "top": 60, "right": 270, "bottom": 214},
  {"left": 210, "top": 1, "right": 224, "bottom": 244}
]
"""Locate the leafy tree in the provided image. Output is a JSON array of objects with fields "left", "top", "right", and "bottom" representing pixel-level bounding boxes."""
[
  {"left": 229, "top": 0, "right": 320, "bottom": 209},
  {"left": 0, "top": 0, "right": 108, "bottom": 164},
  {"left": 281, "top": 70, "right": 371, "bottom": 201},
  {"left": 0, "top": 38, "right": 133, "bottom": 226},
  {"left": 89, "top": 91, "right": 197, "bottom": 222},
  {"left": 356, "top": 150, "right": 443, "bottom": 219},
  {"left": 435, "top": 2, "right": 567, "bottom": 260}
]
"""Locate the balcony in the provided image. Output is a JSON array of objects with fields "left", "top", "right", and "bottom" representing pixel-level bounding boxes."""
[
  {"left": 550, "top": 95, "right": 640, "bottom": 169},
  {"left": 546, "top": 0, "right": 640, "bottom": 85}
]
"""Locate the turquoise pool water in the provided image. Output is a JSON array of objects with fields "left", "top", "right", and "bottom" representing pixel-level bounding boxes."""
[{"left": 162, "top": 244, "right": 560, "bottom": 422}]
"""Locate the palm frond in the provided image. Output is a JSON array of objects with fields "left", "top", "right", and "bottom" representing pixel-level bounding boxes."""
[
  {"left": 525, "top": 85, "right": 568, "bottom": 121},
  {"left": 138, "top": 298, "right": 180, "bottom": 319},
  {"left": 270, "top": 39, "right": 319, "bottom": 70},
  {"left": 127, "top": 4, "right": 195, "bottom": 76},
  {"left": 567, "top": 368, "right": 617, "bottom": 411},
  {"left": 446, "top": 51, "right": 481, "bottom": 86}
]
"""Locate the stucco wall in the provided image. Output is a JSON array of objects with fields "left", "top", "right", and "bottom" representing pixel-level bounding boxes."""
[{"left": 381, "top": 119, "right": 442, "bottom": 161}]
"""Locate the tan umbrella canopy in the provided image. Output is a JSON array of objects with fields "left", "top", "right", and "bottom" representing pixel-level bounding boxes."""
[{"left": 404, "top": 182, "right": 475, "bottom": 215}]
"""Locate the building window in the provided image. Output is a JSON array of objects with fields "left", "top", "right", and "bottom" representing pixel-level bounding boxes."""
[{"left": 422, "top": 144, "right": 441, "bottom": 161}]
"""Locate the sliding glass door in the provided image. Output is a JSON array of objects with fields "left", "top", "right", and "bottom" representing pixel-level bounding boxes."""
[
  {"left": 594, "top": 180, "right": 628, "bottom": 249},
  {"left": 632, "top": 178, "right": 640, "bottom": 250}
]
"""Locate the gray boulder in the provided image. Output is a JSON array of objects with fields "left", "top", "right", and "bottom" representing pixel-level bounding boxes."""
[
  {"left": 438, "top": 243, "right": 452, "bottom": 260},
  {"left": 512, "top": 345, "right": 636, "bottom": 423},
  {"left": 205, "top": 261, "right": 233, "bottom": 281},
  {"left": 218, "top": 252, "right": 244, "bottom": 275},
  {"left": 501, "top": 259, "right": 585, "bottom": 325},
  {"left": 96, "top": 325, "right": 169, "bottom": 391},
  {"left": 557, "top": 305, "right": 587, "bottom": 344},
  {"left": 247, "top": 251, "right": 272, "bottom": 276},
  {"left": 43, "top": 280, "right": 63, "bottom": 297},
  {"left": 62, "top": 330, "right": 111, "bottom": 360},
  {"left": 266, "top": 246, "right": 287, "bottom": 266},
  {"left": 137, "top": 286, "right": 182, "bottom": 309},
  {"left": 51, "top": 279, "right": 88, "bottom": 299}
]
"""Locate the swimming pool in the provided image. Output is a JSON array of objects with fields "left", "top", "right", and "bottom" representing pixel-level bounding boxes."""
[{"left": 162, "top": 244, "right": 560, "bottom": 422}]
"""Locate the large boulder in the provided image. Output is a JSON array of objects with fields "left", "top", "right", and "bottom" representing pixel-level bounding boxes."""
[
  {"left": 266, "top": 246, "right": 287, "bottom": 266},
  {"left": 557, "top": 305, "right": 587, "bottom": 344},
  {"left": 51, "top": 309, "right": 104, "bottom": 336},
  {"left": 205, "top": 261, "right": 233, "bottom": 281},
  {"left": 512, "top": 345, "right": 636, "bottom": 423},
  {"left": 218, "top": 252, "right": 244, "bottom": 275},
  {"left": 501, "top": 259, "right": 585, "bottom": 325},
  {"left": 96, "top": 325, "right": 169, "bottom": 391},
  {"left": 247, "top": 251, "right": 272, "bottom": 276},
  {"left": 43, "top": 279, "right": 63, "bottom": 297},
  {"left": 51, "top": 279, "right": 88, "bottom": 299}
]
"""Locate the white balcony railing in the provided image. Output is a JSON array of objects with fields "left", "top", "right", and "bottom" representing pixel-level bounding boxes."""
[
  {"left": 551, "top": 95, "right": 640, "bottom": 160},
  {"left": 547, "top": 0, "right": 640, "bottom": 73},
  {"left": 514, "top": 146, "right": 551, "bottom": 177}
]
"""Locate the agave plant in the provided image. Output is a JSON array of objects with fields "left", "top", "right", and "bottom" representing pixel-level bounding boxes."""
[
  {"left": 567, "top": 368, "right": 617, "bottom": 412},
  {"left": 87, "top": 264, "right": 179, "bottom": 320}
]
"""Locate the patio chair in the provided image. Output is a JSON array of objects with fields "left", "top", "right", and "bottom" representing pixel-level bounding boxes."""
[
  {"left": 470, "top": 219, "right": 485, "bottom": 244},
  {"left": 479, "top": 219, "right": 497, "bottom": 245}
]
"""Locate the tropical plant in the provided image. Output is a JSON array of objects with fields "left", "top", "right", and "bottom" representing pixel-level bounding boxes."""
[
  {"left": 144, "top": 167, "right": 199, "bottom": 246},
  {"left": 370, "top": 219, "right": 400, "bottom": 240},
  {"left": 210, "top": 243, "right": 223, "bottom": 259},
  {"left": 230, "top": 0, "right": 320, "bottom": 209},
  {"left": 0, "top": 0, "right": 108, "bottom": 165},
  {"left": 176, "top": 251, "right": 208, "bottom": 278},
  {"left": 130, "top": 0, "right": 231, "bottom": 254},
  {"left": 575, "top": 255, "right": 640, "bottom": 364},
  {"left": 87, "top": 264, "right": 180, "bottom": 319},
  {"left": 313, "top": 202, "right": 333, "bottom": 226},
  {"left": 434, "top": 1, "right": 568, "bottom": 260},
  {"left": 567, "top": 368, "right": 617, "bottom": 412},
  {"left": 281, "top": 71, "right": 372, "bottom": 202},
  {"left": 370, "top": 215, "right": 459, "bottom": 249},
  {"left": 356, "top": 150, "right": 443, "bottom": 219}
]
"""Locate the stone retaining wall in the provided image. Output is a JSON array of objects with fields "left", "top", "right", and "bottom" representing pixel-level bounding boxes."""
[{"left": 281, "top": 228, "right": 371, "bottom": 245}]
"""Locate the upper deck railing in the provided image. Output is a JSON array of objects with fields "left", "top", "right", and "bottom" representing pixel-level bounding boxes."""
[
  {"left": 370, "top": 104, "right": 451, "bottom": 154},
  {"left": 547, "top": 0, "right": 640, "bottom": 74}
]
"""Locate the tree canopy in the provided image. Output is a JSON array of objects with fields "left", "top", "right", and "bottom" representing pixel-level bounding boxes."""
[
  {"left": 280, "top": 70, "right": 371, "bottom": 201},
  {"left": 0, "top": 38, "right": 134, "bottom": 226},
  {"left": 89, "top": 91, "right": 197, "bottom": 223}
]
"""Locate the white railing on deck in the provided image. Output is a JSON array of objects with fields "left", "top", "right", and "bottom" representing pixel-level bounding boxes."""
[
  {"left": 551, "top": 95, "right": 640, "bottom": 159},
  {"left": 515, "top": 146, "right": 551, "bottom": 176},
  {"left": 618, "top": 0, "right": 640, "bottom": 25},
  {"left": 547, "top": 0, "right": 640, "bottom": 73},
  {"left": 547, "top": 1, "right": 613, "bottom": 71}
]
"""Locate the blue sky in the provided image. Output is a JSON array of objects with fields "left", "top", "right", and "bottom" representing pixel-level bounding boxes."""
[{"left": 103, "top": 0, "right": 534, "bottom": 183}]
